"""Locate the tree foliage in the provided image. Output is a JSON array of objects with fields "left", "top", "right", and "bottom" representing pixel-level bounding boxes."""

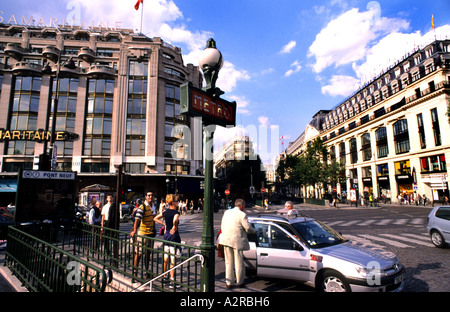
[{"left": 277, "top": 138, "right": 346, "bottom": 193}]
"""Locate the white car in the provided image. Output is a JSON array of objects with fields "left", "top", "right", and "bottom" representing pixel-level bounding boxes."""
[
  {"left": 426, "top": 206, "right": 450, "bottom": 248},
  {"left": 244, "top": 215, "right": 405, "bottom": 292}
]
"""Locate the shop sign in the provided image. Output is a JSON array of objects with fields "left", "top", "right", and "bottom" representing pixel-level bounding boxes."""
[{"left": 0, "top": 129, "right": 78, "bottom": 142}]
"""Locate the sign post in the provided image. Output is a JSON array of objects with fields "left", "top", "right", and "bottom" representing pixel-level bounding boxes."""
[{"left": 181, "top": 38, "right": 236, "bottom": 292}]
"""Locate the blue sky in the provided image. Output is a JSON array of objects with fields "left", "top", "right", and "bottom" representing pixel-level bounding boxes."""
[{"left": 2, "top": 0, "right": 450, "bottom": 165}]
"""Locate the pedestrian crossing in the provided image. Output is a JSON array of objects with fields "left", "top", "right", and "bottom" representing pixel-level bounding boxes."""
[
  {"left": 119, "top": 214, "right": 432, "bottom": 250},
  {"left": 343, "top": 232, "right": 433, "bottom": 249},
  {"left": 324, "top": 217, "right": 425, "bottom": 227}
]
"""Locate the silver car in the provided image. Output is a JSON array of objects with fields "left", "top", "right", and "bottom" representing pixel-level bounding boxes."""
[
  {"left": 426, "top": 206, "right": 450, "bottom": 248},
  {"left": 243, "top": 215, "right": 405, "bottom": 292}
]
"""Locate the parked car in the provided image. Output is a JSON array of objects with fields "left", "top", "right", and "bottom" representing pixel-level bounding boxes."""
[
  {"left": 0, "top": 208, "right": 15, "bottom": 240},
  {"left": 243, "top": 215, "right": 405, "bottom": 292},
  {"left": 426, "top": 206, "right": 450, "bottom": 248}
]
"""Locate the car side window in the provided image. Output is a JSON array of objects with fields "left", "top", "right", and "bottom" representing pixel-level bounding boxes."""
[
  {"left": 436, "top": 207, "right": 450, "bottom": 221},
  {"left": 254, "top": 223, "right": 270, "bottom": 247},
  {"left": 254, "top": 223, "right": 297, "bottom": 250}
]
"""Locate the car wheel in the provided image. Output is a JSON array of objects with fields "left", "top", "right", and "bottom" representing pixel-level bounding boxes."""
[
  {"left": 319, "top": 270, "right": 350, "bottom": 292},
  {"left": 430, "top": 230, "right": 445, "bottom": 248}
]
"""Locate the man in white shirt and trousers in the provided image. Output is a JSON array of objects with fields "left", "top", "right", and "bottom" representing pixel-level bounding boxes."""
[{"left": 219, "top": 199, "right": 256, "bottom": 289}]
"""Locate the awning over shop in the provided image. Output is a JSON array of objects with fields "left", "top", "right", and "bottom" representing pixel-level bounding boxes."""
[{"left": 0, "top": 179, "right": 17, "bottom": 192}]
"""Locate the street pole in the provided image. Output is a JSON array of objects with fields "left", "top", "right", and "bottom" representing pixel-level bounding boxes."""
[
  {"left": 200, "top": 124, "right": 216, "bottom": 292},
  {"left": 181, "top": 38, "right": 236, "bottom": 292}
]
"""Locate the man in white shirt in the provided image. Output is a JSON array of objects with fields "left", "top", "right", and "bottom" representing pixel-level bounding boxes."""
[{"left": 101, "top": 195, "right": 112, "bottom": 228}]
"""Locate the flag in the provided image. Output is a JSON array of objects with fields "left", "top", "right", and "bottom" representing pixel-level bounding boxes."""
[
  {"left": 135, "top": 0, "right": 143, "bottom": 10},
  {"left": 431, "top": 15, "right": 435, "bottom": 30},
  {"left": 279, "top": 136, "right": 283, "bottom": 140}
]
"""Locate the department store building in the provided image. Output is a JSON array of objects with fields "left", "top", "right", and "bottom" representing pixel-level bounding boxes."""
[
  {"left": 287, "top": 39, "right": 450, "bottom": 203},
  {"left": 0, "top": 23, "right": 204, "bottom": 205}
]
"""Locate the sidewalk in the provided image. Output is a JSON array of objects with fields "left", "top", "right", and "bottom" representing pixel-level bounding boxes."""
[
  {"left": 259, "top": 201, "right": 436, "bottom": 211},
  {"left": 0, "top": 249, "right": 28, "bottom": 292}
]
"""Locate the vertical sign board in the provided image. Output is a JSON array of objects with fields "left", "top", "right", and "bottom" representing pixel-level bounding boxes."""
[{"left": 15, "top": 169, "right": 77, "bottom": 223}]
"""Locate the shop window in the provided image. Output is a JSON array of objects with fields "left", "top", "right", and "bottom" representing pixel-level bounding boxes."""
[
  {"left": 420, "top": 155, "right": 446, "bottom": 173},
  {"left": 377, "top": 163, "right": 389, "bottom": 176},
  {"left": 394, "top": 160, "right": 411, "bottom": 175}
]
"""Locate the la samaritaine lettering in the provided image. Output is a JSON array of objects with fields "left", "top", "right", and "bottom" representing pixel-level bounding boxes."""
[{"left": 0, "top": 129, "right": 67, "bottom": 142}]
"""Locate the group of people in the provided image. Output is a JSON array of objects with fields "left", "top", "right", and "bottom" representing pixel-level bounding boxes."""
[
  {"left": 87, "top": 194, "right": 117, "bottom": 230},
  {"left": 129, "top": 191, "right": 182, "bottom": 288},
  {"left": 158, "top": 198, "right": 202, "bottom": 216},
  {"left": 87, "top": 191, "right": 301, "bottom": 291}
]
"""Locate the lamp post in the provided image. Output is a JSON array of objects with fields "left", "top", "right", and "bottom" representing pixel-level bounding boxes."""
[
  {"left": 181, "top": 38, "right": 236, "bottom": 292},
  {"left": 198, "top": 39, "right": 222, "bottom": 292},
  {"left": 42, "top": 48, "right": 76, "bottom": 171}
]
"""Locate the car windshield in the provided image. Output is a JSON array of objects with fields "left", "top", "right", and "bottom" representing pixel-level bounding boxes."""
[{"left": 291, "top": 220, "right": 347, "bottom": 249}]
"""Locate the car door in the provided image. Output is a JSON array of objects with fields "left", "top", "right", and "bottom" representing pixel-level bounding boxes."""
[
  {"left": 435, "top": 207, "right": 450, "bottom": 240},
  {"left": 254, "top": 222, "right": 310, "bottom": 282}
]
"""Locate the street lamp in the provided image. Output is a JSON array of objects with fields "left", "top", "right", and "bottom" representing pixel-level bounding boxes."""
[
  {"left": 41, "top": 47, "right": 76, "bottom": 170},
  {"left": 198, "top": 38, "right": 222, "bottom": 292},
  {"left": 181, "top": 38, "right": 236, "bottom": 292},
  {"left": 198, "top": 38, "right": 224, "bottom": 98}
]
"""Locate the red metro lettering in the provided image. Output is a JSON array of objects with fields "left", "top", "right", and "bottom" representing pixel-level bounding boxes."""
[{"left": 191, "top": 89, "right": 233, "bottom": 123}]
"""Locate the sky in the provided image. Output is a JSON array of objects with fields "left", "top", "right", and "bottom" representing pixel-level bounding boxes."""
[{"left": 2, "top": 0, "right": 450, "bottom": 165}]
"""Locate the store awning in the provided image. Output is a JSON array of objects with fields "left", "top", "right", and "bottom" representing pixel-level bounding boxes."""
[{"left": 0, "top": 179, "right": 17, "bottom": 192}]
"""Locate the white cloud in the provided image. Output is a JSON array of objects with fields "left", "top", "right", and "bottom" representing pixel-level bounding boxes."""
[
  {"left": 258, "top": 116, "right": 270, "bottom": 126},
  {"left": 228, "top": 95, "right": 251, "bottom": 115},
  {"left": 74, "top": 0, "right": 250, "bottom": 98},
  {"left": 307, "top": 4, "right": 450, "bottom": 98},
  {"left": 353, "top": 24, "right": 450, "bottom": 83},
  {"left": 280, "top": 40, "right": 297, "bottom": 54},
  {"left": 284, "top": 60, "right": 302, "bottom": 77},
  {"left": 321, "top": 75, "right": 360, "bottom": 97},
  {"left": 308, "top": 7, "right": 409, "bottom": 73},
  {"left": 216, "top": 61, "right": 251, "bottom": 93}
]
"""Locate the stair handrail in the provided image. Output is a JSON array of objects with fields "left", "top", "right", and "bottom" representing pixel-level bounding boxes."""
[{"left": 131, "top": 253, "right": 205, "bottom": 292}]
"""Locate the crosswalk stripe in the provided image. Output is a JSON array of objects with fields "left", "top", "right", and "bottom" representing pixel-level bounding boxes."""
[
  {"left": 339, "top": 220, "right": 361, "bottom": 226},
  {"left": 375, "top": 219, "right": 393, "bottom": 225},
  {"left": 379, "top": 234, "right": 433, "bottom": 247},
  {"left": 357, "top": 219, "right": 377, "bottom": 226},
  {"left": 326, "top": 221, "right": 345, "bottom": 226},
  {"left": 410, "top": 218, "right": 425, "bottom": 225},
  {"left": 393, "top": 219, "right": 409, "bottom": 225},
  {"left": 359, "top": 234, "right": 410, "bottom": 248},
  {"left": 402, "top": 233, "right": 430, "bottom": 241}
]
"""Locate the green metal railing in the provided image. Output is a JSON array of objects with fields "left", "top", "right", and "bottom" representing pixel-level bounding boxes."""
[
  {"left": 6, "top": 226, "right": 107, "bottom": 292},
  {"left": 71, "top": 222, "right": 204, "bottom": 292},
  {"left": 5, "top": 221, "right": 204, "bottom": 292}
]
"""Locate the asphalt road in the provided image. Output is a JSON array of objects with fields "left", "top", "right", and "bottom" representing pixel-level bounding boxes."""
[
  {"left": 175, "top": 203, "right": 450, "bottom": 292},
  {"left": 1, "top": 202, "right": 447, "bottom": 293}
]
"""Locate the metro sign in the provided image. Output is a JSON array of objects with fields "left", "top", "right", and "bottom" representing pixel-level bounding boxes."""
[{"left": 180, "top": 82, "right": 236, "bottom": 127}]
